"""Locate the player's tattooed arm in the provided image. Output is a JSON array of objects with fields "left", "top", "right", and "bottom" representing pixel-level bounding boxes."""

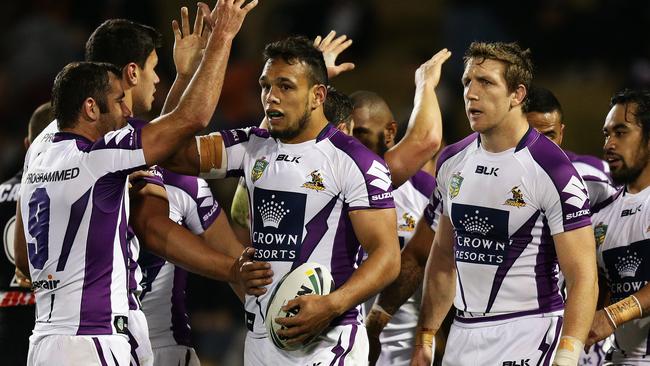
[
  {"left": 384, "top": 49, "right": 450, "bottom": 188},
  {"left": 230, "top": 179, "right": 252, "bottom": 245},
  {"left": 162, "top": 5, "right": 211, "bottom": 115},
  {"left": 366, "top": 218, "right": 435, "bottom": 365}
]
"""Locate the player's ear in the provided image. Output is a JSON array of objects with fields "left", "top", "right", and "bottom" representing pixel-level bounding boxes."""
[
  {"left": 311, "top": 84, "right": 327, "bottom": 110},
  {"left": 384, "top": 121, "right": 397, "bottom": 146},
  {"left": 82, "top": 97, "right": 100, "bottom": 121},
  {"left": 511, "top": 84, "right": 526, "bottom": 108},
  {"left": 123, "top": 63, "right": 138, "bottom": 87}
]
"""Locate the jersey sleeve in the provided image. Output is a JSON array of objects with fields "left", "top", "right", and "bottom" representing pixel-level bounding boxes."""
[
  {"left": 341, "top": 152, "right": 394, "bottom": 210},
  {"left": 85, "top": 127, "right": 147, "bottom": 177},
  {"left": 182, "top": 178, "right": 221, "bottom": 234},
  {"left": 199, "top": 127, "right": 271, "bottom": 179},
  {"left": 423, "top": 185, "right": 442, "bottom": 231},
  {"left": 528, "top": 139, "right": 592, "bottom": 235}
]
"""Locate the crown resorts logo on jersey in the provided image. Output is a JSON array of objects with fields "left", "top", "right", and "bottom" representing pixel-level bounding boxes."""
[
  {"left": 451, "top": 203, "right": 510, "bottom": 266},
  {"left": 251, "top": 157, "right": 269, "bottom": 182},
  {"left": 252, "top": 187, "right": 306, "bottom": 262},
  {"left": 616, "top": 252, "right": 642, "bottom": 278},
  {"left": 602, "top": 240, "right": 650, "bottom": 301},
  {"left": 504, "top": 186, "right": 527, "bottom": 208},
  {"left": 594, "top": 222, "right": 607, "bottom": 248},
  {"left": 449, "top": 172, "right": 463, "bottom": 199},
  {"left": 302, "top": 170, "right": 326, "bottom": 191},
  {"left": 398, "top": 212, "right": 416, "bottom": 232}
]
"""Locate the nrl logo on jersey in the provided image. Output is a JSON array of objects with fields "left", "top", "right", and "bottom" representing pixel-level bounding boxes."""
[
  {"left": 302, "top": 170, "right": 326, "bottom": 191},
  {"left": 449, "top": 172, "right": 464, "bottom": 199},
  {"left": 251, "top": 157, "right": 269, "bottom": 182},
  {"left": 504, "top": 186, "right": 526, "bottom": 208},
  {"left": 398, "top": 212, "right": 416, "bottom": 232},
  {"left": 594, "top": 222, "right": 607, "bottom": 248}
]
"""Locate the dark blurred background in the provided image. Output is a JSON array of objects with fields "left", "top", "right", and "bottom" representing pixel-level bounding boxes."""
[{"left": 2, "top": 0, "right": 649, "bottom": 364}]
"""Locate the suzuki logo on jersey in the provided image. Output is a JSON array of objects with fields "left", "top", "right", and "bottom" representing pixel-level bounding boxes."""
[
  {"left": 621, "top": 205, "right": 642, "bottom": 217},
  {"left": 475, "top": 165, "right": 498, "bottom": 176},
  {"left": 562, "top": 176, "right": 588, "bottom": 209},
  {"left": 252, "top": 187, "right": 306, "bottom": 262},
  {"left": 366, "top": 160, "right": 392, "bottom": 191},
  {"left": 32, "top": 274, "right": 60, "bottom": 290},
  {"left": 276, "top": 154, "right": 301, "bottom": 163},
  {"left": 602, "top": 240, "right": 650, "bottom": 302},
  {"left": 451, "top": 204, "right": 510, "bottom": 265}
]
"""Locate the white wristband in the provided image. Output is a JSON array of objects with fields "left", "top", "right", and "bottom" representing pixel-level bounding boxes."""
[{"left": 552, "top": 336, "right": 583, "bottom": 366}]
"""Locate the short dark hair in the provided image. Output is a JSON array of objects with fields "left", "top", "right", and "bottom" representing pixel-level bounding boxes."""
[
  {"left": 524, "top": 85, "right": 563, "bottom": 119},
  {"left": 52, "top": 62, "right": 122, "bottom": 129},
  {"left": 610, "top": 88, "right": 650, "bottom": 142},
  {"left": 85, "top": 19, "right": 162, "bottom": 69},
  {"left": 323, "top": 86, "right": 353, "bottom": 126},
  {"left": 464, "top": 41, "right": 533, "bottom": 107},
  {"left": 263, "top": 36, "right": 328, "bottom": 86},
  {"left": 28, "top": 102, "right": 54, "bottom": 142}
]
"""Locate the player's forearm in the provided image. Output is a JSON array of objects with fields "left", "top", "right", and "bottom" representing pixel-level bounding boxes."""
[
  {"left": 417, "top": 252, "right": 456, "bottom": 333},
  {"left": 376, "top": 252, "right": 424, "bottom": 314},
  {"left": 326, "top": 242, "right": 400, "bottom": 316},
  {"left": 385, "top": 85, "right": 442, "bottom": 187},
  {"left": 562, "top": 269, "right": 598, "bottom": 342},
  {"left": 161, "top": 73, "right": 192, "bottom": 116},
  {"left": 230, "top": 182, "right": 250, "bottom": 230},
  {"left": 139, "top": 216, "right": 238, "bottom": 282}
]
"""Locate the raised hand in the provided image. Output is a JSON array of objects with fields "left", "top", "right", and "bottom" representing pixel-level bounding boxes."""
[
  {"left": 199, "top": 0, "right": 258, "bottom": 40},
  {"left": 171, "top": 6, "right": 210, "bottom": 78},
  {"left": 415, "top": 48, "right": 452, "bottom": 90},
  {"left": 314, "top": 30, "right": 355, "bottom": 79}
]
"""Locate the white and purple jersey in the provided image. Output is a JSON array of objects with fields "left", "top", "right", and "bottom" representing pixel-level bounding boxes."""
[
  {"left": 139, "top": 170, "right": 220, "bottom": 348},
  {"left": 203, "top": 124, "right": 395, "bottom": 337},
  {"left": 435, "top": 128, "right": 591, "bottom": 322},
  {"left": 20, "top": 128, "right": 146, "bottom": 339},
  {"left": 594, "top": 186, "right": 650, "bottom": 361},
  {"left": 565, "top": 150, "right": 617, "bottom": 210}
]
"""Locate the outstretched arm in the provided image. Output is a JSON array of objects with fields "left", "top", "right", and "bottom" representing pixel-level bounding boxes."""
[
  {"left": 385, "top": 49, "right": 450, "bottom": 187},
  {"left": 140, "top": 0, "right": 257, "bottom": 166},
  {"left": 313, "top": 30, "right": 355, "bottom": 79}
]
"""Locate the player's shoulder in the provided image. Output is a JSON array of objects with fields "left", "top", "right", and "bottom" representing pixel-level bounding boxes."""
[
  {"left": 565, "top": 150, "right": 608, "bottom": 174},
  {"left": 162, "top": 169, "right": 199, "bottom": 196},
  {"left": 436, "top": 133, "right": 479, "bottom": 173},
  {"left": 518, "top": 128, "right": 580, "bottom": 183},
  {"left": 591, "top": 186, "right": 625, "bottom": 215},
  {"left": 323, "top": 124, "right": 390, "bottom": 172}
]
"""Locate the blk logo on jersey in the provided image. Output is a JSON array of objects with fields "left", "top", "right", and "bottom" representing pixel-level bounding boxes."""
[
  {"left": 475, "top": 165, "right": 499, "bottom": 176},
  {"left": 621, "top": 205, "right": 642, "bottom": 217},
  {"left": 302, "top": 170, "right": 326, "bottom": 191},
  {"left": 252, "top": 187, "right": 306, "bottom": 262},
  {"left": 452, "top": 203, "right": 510, "bottom": 265},
  {"left": 504, "top": 186, "right": 526, "bottom": 208},
  {"left": 602, "top": 239, "right": 650, "bottom": 301},
  {"left": 276, "top": 154, "right": 301, "bottom": 164}
]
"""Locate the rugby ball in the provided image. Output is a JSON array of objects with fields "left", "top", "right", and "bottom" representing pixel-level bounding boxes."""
[{"left": 265, "top": 262, "right": 335, "bottom": 350}]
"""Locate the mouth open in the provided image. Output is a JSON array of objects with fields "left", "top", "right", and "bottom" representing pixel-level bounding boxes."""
[
  {"left": 266, "top": 110, "right": 284, "bottom": 121},
  {"left": 468, "top": 107, "right": 482, "bottom": 118}
]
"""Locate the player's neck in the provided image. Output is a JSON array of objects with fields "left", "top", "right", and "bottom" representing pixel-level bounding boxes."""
[
  {"left": 479, "top": 115, "right": 529, "bottom": 153},
  {"left": 626, "top": 164, "right": 650, "bottom": 194},
  {"left": 279, "top": 112, "right": 329, "bottom": 144},
  {"left": 61, "top": 123, "right": 101, "bottom": 142}
]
